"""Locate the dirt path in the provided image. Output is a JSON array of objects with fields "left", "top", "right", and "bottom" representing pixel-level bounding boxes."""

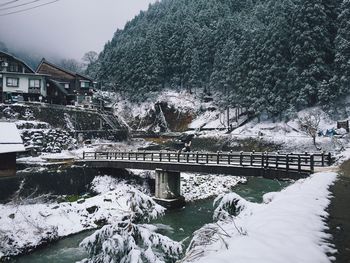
[{"left": 327, "top": 160, "right": 350, "bottom": 263}]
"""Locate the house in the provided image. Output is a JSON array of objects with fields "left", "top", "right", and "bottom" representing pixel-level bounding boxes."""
[
  {"left": 0, "top": 122, "right": 25, "bottom": 177},
  {"left": 0, "top": 51, "right": 47, "bottom": 103},
  {"left": 36, "top": 59, "right": 94, "bottom": 106}
]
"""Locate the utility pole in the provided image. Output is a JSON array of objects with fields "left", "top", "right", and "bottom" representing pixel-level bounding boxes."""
[{"left": 227, "top": 107, "right": 230, "bottom": 131}]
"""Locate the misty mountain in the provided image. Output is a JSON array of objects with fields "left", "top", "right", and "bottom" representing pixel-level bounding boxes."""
[{"left": 88, "top": 0, "right": 350, "bottom": 118}]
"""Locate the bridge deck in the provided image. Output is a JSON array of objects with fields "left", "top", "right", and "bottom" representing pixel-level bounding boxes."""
[{"left": 78, "top": 151, "right": 333, "bottom": 178}]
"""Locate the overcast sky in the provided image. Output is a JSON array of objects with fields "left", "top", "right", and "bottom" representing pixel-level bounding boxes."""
[{"left": 0, "top": 0, "right": 156, "bottom": 60}]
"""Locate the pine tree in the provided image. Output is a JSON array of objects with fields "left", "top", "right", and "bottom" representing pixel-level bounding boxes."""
[{"left": 335, "top": 0, "right": 350, "bottom": 96}]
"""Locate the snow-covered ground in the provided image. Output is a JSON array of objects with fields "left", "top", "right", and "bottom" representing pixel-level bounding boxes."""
[
  {"left": 181, "top": 173, "right": 246, "bottom": 201},
  {"left": 196, "top": 107, "right": 349, "bottom": 153},
  {"left": 97, "top": 90, "right": 350, "bottom": 153},
  {"left": 183, "top": 172, "right": 337, "bottom": 263},
  {"left": 0, "top": 176, "right": 163, "bottom": 260}
]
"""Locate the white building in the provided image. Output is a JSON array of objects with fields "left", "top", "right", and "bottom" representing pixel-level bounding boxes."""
[{"left": 0, "top": 51, "right": 47, "bottom": 103}]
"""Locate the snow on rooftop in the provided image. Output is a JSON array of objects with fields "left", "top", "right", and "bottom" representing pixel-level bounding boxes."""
[{"left": 0, "top": 122, "right": 25, "bottom": 154}]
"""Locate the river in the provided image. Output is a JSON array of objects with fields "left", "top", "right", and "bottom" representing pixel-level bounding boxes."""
[{"left": 10, "top": 177, "right": 290, "bottom": 263}]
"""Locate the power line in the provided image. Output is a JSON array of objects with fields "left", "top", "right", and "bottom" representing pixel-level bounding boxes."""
[
  {"left": 0, "top": 0, "right": 19, "bottom": 7},
  {"left": 0, "top": 0, "right": 42, "bottom": 11},
  {"left": 0, "top": 0, "right": 60, "bottom": 16}
]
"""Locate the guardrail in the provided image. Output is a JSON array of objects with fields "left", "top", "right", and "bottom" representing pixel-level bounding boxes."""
[{"left": 82, "top": 151, "right": 333, "bottom": 174}]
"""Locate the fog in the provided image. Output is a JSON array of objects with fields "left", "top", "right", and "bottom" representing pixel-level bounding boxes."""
[{"left": 0, "top": 0, "right": 156, "bottom": 60}]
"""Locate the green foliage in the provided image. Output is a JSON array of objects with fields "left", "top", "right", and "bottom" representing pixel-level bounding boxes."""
[{"left": 88, "top": 0, "right": 348, "bottom": 116}]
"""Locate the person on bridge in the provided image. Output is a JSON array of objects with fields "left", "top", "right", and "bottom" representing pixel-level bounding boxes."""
[{"left": 183, "top": 140, "right": 192, "bottom": 152}]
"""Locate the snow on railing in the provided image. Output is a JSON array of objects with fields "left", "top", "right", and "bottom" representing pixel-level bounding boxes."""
[{"left": 82, "top": 150, "right": 333, "bottom": 174}]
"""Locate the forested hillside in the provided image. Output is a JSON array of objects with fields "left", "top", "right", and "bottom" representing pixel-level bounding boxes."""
[{"left": 88, "top": 0, "right": 350, "bottom": 117}]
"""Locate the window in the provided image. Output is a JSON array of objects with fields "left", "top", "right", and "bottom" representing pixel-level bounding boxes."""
[
  {"left": 29, "top": 79, "right": 41, "bottom": 88},
  {"left": 80, "top": 81, "right": 90, "bottom": 88},
  {"left": 8, "top": 63, "right": 19, "bottom": 72},
  {"left": 6, "top": 77, "right": 19, "bottom": 87},
  {"left": 60, "top": 83, "right": 69, "bottom": 89}
]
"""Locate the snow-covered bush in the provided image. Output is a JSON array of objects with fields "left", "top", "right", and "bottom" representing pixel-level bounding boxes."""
[
  {"left": 182, "top": 193, "right": 250, "bottom": 262},
  {"left": 213, "top": 193, "right": 250, "bottom": 221},
  {"left": 80, "top": 223, "right": 182, "bottom": 263},
  {"left": 79, "top": 189, "right": 183, "bottom": 263}
]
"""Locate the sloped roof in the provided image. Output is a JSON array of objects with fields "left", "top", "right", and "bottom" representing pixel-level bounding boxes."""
[
  {"left": 36, "top": 58, "right": 94, "bottom": 82},
  {"left": 0, "top": 50, "right": 35, "bottom": 73},
  {"left": 0, "top": 122, "right": 25, "bottom": 154}
]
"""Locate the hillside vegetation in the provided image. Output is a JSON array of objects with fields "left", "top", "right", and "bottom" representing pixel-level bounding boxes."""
[{"left": 88, "top": 0, "right": 350, "bottom": 118}]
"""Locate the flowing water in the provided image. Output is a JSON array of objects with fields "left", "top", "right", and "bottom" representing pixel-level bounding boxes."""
[
  {"left": 10, "top": 176, "right": 290, "bottom": 263},
  {"left": 10, "top": 231, "right": 95, "bottom": 263}
]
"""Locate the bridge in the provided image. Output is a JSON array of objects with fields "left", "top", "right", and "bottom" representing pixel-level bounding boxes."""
[{"left": 78, "top": 151, "right": 333, "bottom": 207}]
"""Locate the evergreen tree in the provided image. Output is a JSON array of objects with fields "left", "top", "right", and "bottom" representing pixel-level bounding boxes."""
[{"left": 335, "top": 0, "right": 350, "bottom": 96}]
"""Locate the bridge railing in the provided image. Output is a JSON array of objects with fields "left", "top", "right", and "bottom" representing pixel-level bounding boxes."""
[{"left": 82, "top": 151, "right": 333, "bottom": 174}]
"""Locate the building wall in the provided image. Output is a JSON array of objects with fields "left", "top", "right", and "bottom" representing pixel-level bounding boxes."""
[
  {"left": 2, "top": 74, "right": 46, "bottom": 97},
  {"left": 0, "top": 152, "right": 16, "bottom": 177}
]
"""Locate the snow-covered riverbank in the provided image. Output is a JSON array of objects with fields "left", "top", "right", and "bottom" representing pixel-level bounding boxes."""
[
  {"left": 0, "top": 176, "right": 163, "bottom": 260},
  {"left": 183, "top": 172, "right": 337, "bottom": 263}
]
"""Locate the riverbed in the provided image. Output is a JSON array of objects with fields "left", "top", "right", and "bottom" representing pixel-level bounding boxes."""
[{"left": 9, "top": 177, "right": 290, "bottom": 263}]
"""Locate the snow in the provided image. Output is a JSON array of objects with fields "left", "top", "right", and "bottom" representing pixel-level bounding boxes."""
[
  {"left": 0, "top": 122, "right": 25, "bottom": 153},
  {"left": 0, "top": 179, "right": 164, "bottom": 259},
  {"left": 181, "top": 173, "right": 246, "bottom": 201},
  {"left": 197, "top": 107, "right": 349, "bottom": 153},
  {"left": 184, "top": 172, "right": 337, "bottom": 263}
]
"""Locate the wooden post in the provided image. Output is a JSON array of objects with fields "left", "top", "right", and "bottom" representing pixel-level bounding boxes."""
[
  {"left": 177, "top": 152, "right": 180, "bottom": 162},
  {"left": 327, "top": 153, "right": 332, "bottom": 166},
  {"left": 261, "top": 152, "right": 264, "bottom": 167},
  {"left": 159, "top": 152, "right": 162, "bottom": 162},
  {"left": 196, "top": 152, "right": 199, "bottom": 163},
  {"left": 94, "top": 152, "right": 97, "bottom": 159},
  {"left": 321, "top": 151, "right": 325, "bottom": 166},
  {"left": 83, "top": 151, "right": 85, "bottom": 159},
  {"left": 168, "top": 153, "right": 171, "bottom": 162},
  {"left": 240, "top": 151, "right": 243, "bottom": 166},
  {"left": 250, "top": 153, "right": 253, "bottom": 166},
  {"left": 305, "top": 152, "right": 308, "bottom": 164},
  {"left": 276, "top": 154, "right": 279, "bottom": 168},
  {"left": 286, "top": 154, "right": 289, "bottom": 171},
  {"left": 128, "top": 152, "right": 131, "bottom": 160},
  {"left": 143, "top": 151, "right": 146, "bottom": 161},
  {"left": 298, "top": 155, "right": 301, "bottom": 173},
  {"left": 310, "top": 154, "right": 314, "bottom": 173},
  {"left": 266, "top": 153, "right": 269, "bottom": 167},
  {"left": 206, "top": 153, "right": 209, "bottom": 164},
  {"left": 151, "top": 153, "right": 154, "bottom": 161},
  {"left": 186, "top": 153, "right": 189, "bottom": 163},
  {"left": 135, "top": 152, "right": 138, "bottom": 161},
  {"left": 121, "top": 152, "right": 124, "bottom": 160},
  {"left": 228, "top": 153, "right": 231, "bottom": 165},
  {"left": 217, "top": 151, "right": 220, "bottom": 164}
]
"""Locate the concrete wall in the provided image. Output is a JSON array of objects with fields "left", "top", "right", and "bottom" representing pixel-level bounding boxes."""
[{"left": 155, "top": 169, "right": 181, "bottom": 199}]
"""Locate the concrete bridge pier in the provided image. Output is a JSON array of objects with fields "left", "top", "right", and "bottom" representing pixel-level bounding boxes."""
[{"left": 154, "top": 169, "right": 185, "bottom": 209}]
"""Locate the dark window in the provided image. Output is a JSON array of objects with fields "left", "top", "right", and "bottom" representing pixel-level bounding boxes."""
[
  {"left": 8, "top": 63, "right": 19, "bottom": 72},
  {"left": 6, "top": 77, "right": 19, "bottom": 87}
]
